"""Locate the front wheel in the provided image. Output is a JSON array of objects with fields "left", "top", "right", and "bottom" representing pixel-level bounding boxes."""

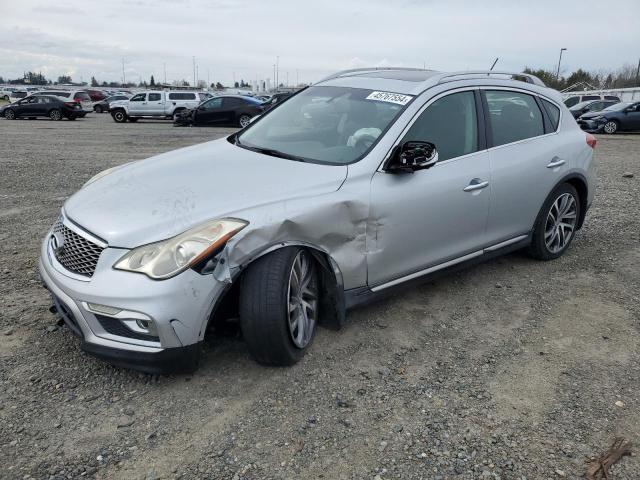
[
  {"left": 528, "top": 183, "right": 580, "bottom": 260},
  {"left": 5, "top": 109, "right": 15, "bottom": 120},
  {"left": 49, "top": 109, "right": 62, "bottom": 121},
  {"left": 112, "top": 110, "right": 127, "bottom": 123},
  {"left": 240, "top": 248, "right": 319, "bottom": 366},
  {"left": 94, "top": 105, "right": 103, "bottom": 113},
  {"left": 238, "top": 114, "right": 252, "bottom": 128},
  {"left": 603, "top": 120, "right": 618, "bottom": 134}
]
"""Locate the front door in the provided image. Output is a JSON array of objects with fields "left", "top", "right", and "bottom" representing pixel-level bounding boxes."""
[
  {"left": 194, "top": 97, "right": 224, "bottom": 125},
  {"left": 367, "top": 90, "right": 491, "bottom": 287},
  {"left": 127, "top": 93, "right": 147, "bottom": 115}
]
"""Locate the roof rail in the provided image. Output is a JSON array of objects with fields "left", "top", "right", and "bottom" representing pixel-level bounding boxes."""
[
  {"left": 435, "top": 71, "right": 546, "bottom": 87},
  {"left": 317, "top": 67, "right": 431, "bottom": 84}
]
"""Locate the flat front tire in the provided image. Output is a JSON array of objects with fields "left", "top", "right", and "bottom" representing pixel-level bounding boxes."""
[
  {"left": 240, "top": 247, "right": 319, "bottom": 366},
  {"left": 528, "top": 183, "right": 580, "bottom": 260}
]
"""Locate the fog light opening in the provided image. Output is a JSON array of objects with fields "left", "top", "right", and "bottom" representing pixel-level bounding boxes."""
[{"left": 135, "top": 319, "right": 158, "bottom": 336}]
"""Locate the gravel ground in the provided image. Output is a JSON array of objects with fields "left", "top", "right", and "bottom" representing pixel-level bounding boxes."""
[{"left": 1, "top": 114, "right": 639, "bottom": 480}]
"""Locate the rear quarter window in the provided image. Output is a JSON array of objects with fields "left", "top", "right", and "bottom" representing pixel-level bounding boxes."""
[
  {"left": 74, "top": 92, "right": 91, "bottom": 101},
  {"left": 541, "top": 99, "right": 561, "bottom": 130}
]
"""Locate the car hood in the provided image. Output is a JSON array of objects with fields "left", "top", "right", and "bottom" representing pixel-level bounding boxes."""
[
  {"left": 64, "top": 138, "right": 348, "bottom": 248},
  {"left": 580, "top": 111, "right": 608, "bottom": 119}
]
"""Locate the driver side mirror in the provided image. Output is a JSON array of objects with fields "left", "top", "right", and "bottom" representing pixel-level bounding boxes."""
[{"left": 386, "top": 141, "right": 438, "bottom": 173}]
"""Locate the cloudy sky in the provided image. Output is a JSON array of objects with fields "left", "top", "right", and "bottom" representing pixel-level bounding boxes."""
[{"left": 1, "top": 0, "right": 638, "bottom": 86}]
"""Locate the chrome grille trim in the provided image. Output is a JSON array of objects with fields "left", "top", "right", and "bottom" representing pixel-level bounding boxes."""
[{"left": 52, "top": 216, "right": 105, "bottom": 277}]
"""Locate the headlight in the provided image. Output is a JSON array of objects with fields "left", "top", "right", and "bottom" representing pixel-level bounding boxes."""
[
  {"left": 593, "top": 116, "right": 606, "bottom": 121},
  {"left": 113, "top": 219, "right": 248, "bottom": 279}
]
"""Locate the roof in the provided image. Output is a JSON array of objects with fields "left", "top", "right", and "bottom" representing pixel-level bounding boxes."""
[{"left": 315, "top": 67, "right": 552, "bottom": 98}]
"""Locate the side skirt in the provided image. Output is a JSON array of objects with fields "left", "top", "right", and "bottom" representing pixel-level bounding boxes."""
[{"left": 344, "top": 235, "right": 531, "bottom": 310}]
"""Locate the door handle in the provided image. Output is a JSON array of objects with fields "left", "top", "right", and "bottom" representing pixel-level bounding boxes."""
[
  {"left": 546, "top": 157, "right": 565, "bottom": 168},
  {"left": 463, "top": 179, "right": 490, "bottom": 192}
]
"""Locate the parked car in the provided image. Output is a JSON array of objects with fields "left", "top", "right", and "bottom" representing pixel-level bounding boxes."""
[
  {"left": 109, "top": 91, "right": 202, "bottom": 123},
  {"left": 39, "top": 68, "right": 596, "bottom": 373},
  {"left": 86, "top": 89, "right": 108, "bottom": 102},
  {"left": 2, "top": 95, "right": 82, "bottom": 120},
  {"left": 33, "top": 90, "right": 93, "bottom": 117},
  {"left": 568, "top": 99, "right": 618, "bottom": 119},
  {"left": 260, "top": 92, "right": 292, "bottom": 110},
  {"left": 577, "top": 101, "right": 640, "bottom": 133},
  {"left": 564, "top": 93, "right": 620, "bottom": 108},
  {"left": 9, "top": 90, "right": 28, "bottom": 102},
  {"left": 174, "top": 95, "right": 265, "bottom": 127},
  {"left": 93, "top": 94, "right": 130, "bottom": 113},
  {"left": 1, "top": 87, "right": 17, "bottom": 100}
]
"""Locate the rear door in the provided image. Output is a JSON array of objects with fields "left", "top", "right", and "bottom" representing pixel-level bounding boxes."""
[
  {"left": 34, "top": 96, "right": 50, "bottom": 115},
  {"left": 220, "top": 97, "right": 244, "bottom": 125},
  {"left": 482, "top": 89, "right": 569, "bottom": 244},
  {"left": 145, "top": 92, "right": 164, "bottom": 115}
]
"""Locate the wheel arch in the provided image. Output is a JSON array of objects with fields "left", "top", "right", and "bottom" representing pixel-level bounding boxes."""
[
  {"left": 553, "top": 172, "right": 589, "bottom": 229},
  {"left": 205, "top": 242, "right": 346, "bottom": 337}
]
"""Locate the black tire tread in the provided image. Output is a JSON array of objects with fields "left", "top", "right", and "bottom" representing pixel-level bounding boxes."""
[{"left": 239, "top": 247, "right": 306, "bottom": 366}]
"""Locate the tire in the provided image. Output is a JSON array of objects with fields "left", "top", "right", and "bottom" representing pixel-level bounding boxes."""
[
  {"left": 528, "top": 183, "right": 580, "bottom": 260},
  {"left": 172, "top": 109, "right": 185, "bottom": 121},
  {"left": 49, "top": 109, "right": 62, "bottom": 121},
  {"left": 128, "top": 118, "right": 138, "bottom": 123},
  {"left": 2, "top": 95, "right": 8, "bottom": 101},
  {"left": 68, "top": 116, "right": 76, "bottom": 121},
  {"left": 238, "top": 114, "right": 252, "bottom": 128},
  {"left": 5, "top": 109, "right": 15, "bottom": 120},
  {"left": 603, "top": 120, "right": 618, "bottom": 134},
  {"left": 240, "top": 247, "right": 319, "bottom": 366},
  {"left": 94, "top": 105, "right": 103, "bottom": 113},
  {"left": 112, "top": 110, "right": 127, "bottom": 123}
]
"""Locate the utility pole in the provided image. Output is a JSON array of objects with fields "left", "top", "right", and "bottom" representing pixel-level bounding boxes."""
[
  {"left": 276, "top": 56, "right": 279, "bottom": 90},
  {"left": 273, "top": 64, "right": 276, "bottom": 91},
  {"left": 196, "top": 64, "right": 199, "bottom": 86},
  {"left": 490, "top": 57, "right": 499, "bottom": 71},
  {"left": 163, "top": 62, "right": 167, "bottom": 84},
  {"left": 192, "top": 56, "right": 196, "bottom": 87},
  {"left": 556, "top": 48, "right": 567, "bottom": 80},
  {"left": 122, "top": 58, "right": 126, "bottom": 85}
]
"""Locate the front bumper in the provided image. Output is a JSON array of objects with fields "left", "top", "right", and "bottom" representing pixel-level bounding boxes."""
[
  {"left": 39, "top": 225, "right": 228, "bottom": 373},
  {"left": 577, "top": 118, "right": 605, "bottom": 132}
]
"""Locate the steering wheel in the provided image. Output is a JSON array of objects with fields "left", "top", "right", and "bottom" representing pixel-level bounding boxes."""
[{"left": 354, "top": 134, "right": 378, "bottom": 152}]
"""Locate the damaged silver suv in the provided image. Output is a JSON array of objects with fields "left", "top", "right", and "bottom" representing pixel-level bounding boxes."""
[{"left": 40, "top": 68, "right": 597, "bottom": 373}]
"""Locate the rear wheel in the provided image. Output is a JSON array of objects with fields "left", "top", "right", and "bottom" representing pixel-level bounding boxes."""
[
  {"left": 5, "top": 109, "right": 15, "bottom": 120},
  {"left": 603, "top": 120, "right": 618, "bottom": 134},
  {"left": 112, "top": 110, "right": 127, "bottom": 123},
  {"left": 240, "top": 248, "right": 319, "bottom": 366},
  {"left": 528, "top": 183, "right": 580, "bottom": 260},
  {"left": 49, "top": 109, "right": 62, "bottom": 121},
  {"left": 172, "top": 109, "right": 185, "bottom": 121},
  {"left": 94, "top": 105, "right": 103, "bottom": 113},
  {"left": 238, "top": 114, "right": 252, "bottom": 128}
]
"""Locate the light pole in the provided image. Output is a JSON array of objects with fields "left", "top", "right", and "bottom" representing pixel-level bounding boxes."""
[{"left": 556, "top": 48, "right": 567, "bottom": 80}]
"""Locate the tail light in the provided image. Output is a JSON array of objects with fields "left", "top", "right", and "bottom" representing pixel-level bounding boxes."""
[
  {"left": 586, "top": 133, "right": 597, "bottom": 149},
  {"left": 64, "top": 102, "right": 77, "bottom": 108}
]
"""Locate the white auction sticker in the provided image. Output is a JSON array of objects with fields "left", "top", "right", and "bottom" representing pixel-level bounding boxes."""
[{"left": 365, "top": 91, "right": 413, "bottom": 105}]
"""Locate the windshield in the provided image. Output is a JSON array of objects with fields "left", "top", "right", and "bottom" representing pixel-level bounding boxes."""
[
  {"left": 603, "top": 102, "right": 631, "bottom": 112},
  {"left": 236, "top": 86, "right": 411, "bottom": 165}
]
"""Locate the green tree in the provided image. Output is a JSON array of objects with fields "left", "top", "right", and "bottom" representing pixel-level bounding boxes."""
[
  {"left": 234, "top": 81, "right": 239, "bottom": 88},
  {"left": 57, "top": 75, "right": 72, "bottom": 84},
  {"left": 91, "top": 76, "right": 98, "bottom": 87},
  {"left": 150, "top": 75, "right": 155, "bottom": 87},
  {"left": 215, "top": 82, "right": 224, "bottom": 89},
  {"left": 0, "top": 76, "right": 4, "bottom": 84}
]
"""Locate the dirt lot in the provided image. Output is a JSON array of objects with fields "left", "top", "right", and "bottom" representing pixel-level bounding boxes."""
[{"left": 1, "top": 114, "right": 639, "bottom": 480}]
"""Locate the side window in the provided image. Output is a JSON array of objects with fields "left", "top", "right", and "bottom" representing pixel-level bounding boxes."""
[
  {"left": 223, "top": 97, "right": 244, "bottom": 108},
  {"left": 485, "top": 91, "right": 544, "bottom": 146},
  {"left": 130, "top": 93, "right": 146, "bottom": 102},
  {"left": 564, "top": 97, "right": 579, "bottom": 108},
  {"left": 201, "top": 98, "right": 222, "bottom": 110},
  {"left": 402, "top": 91, "right": 478, "bottom": 162},
  {"left": 583, "top": 95, "right": 599, "bottom": 101},
  {"left": 541, "top": 99, "right": 560, "bottom": 130},
  {"left": 148, "top": 93, "right": 161, "bottom": 101}
]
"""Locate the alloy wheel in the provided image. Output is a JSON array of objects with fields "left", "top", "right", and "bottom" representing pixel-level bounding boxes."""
[
  {"left": 50, "top": 110, "right": 61, "bottom": 121},
  {"left": 239, "top": 115, "right": 251, "bottom": 128},
  {"left": 544, "top": 192, "right": 577, "bottom": 254},
  {"left": 603, "top": 121, "right": 618, "bottom": 134},
  {"left": 287, "top": 251, "right": 318, "bottom": 349},
  {"left": 5, "top": 109, "right": 15, "bottom": 120}
]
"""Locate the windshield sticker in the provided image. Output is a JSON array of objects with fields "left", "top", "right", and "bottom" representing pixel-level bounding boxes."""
[{"left": 366, "top": 91, "right": 413, "bottom": 105}]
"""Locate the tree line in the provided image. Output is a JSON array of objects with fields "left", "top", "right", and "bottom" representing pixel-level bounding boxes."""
[{"left": 524, "top": 62, "right": 639, "bottom": 91}]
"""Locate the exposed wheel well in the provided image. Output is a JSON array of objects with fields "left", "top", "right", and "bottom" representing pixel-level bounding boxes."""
[{"left": 205, "top": 246, "right": 345, "bottom": 338}]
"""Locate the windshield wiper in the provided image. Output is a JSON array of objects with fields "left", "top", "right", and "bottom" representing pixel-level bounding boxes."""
[{"left": 236, "top": 142, "right": 307, "bottom": 162}]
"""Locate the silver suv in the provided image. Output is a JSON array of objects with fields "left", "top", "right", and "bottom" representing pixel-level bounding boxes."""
[{"left": 39, "top": 68, "right": 597, "bottom": 373}]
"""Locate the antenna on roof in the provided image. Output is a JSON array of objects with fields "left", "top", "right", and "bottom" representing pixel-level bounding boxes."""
[{"left": 489, "top": 58, "right": 499, "bottom": 71}]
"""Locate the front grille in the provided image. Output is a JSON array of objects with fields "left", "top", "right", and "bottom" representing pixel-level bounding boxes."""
[{"left": 52, "top": 217, "right": 105, "bottom": 277}]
